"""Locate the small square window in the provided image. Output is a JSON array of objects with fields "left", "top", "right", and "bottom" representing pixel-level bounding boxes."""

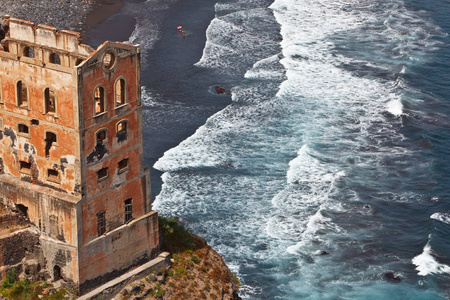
[
  {"left": 19, "top": 161, "right": 31, "bottom": 175},
  {"left": 118, "top": 158, "right": 129, "bottom": 174},
  {"left": 97, "top": 167, "right": 108, "bottom": 181},
  {"left": 18, "top": 123, "right": 30, "bottom": 137},
  {"left": 47, "top": 169, "right": 60, "bottom": 183}
]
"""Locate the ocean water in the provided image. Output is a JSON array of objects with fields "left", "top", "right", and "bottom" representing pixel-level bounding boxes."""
[{"left": 93, "top": 0, "right": 450, "bottom": 298}]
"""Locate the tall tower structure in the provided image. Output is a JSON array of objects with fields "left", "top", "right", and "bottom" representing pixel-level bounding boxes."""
[{"left": 0, "top": 16, "right": 159, "bottom": 292}]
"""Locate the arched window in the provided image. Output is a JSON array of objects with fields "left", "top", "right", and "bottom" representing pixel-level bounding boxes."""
[
  {"left": 44, "top": 87, "right": 56, "bottom": 114},
  {"left": 116, "top": 120, "right": 128, "bottom": 143},
  {"left": 96, "top": 128, "right": 108, "bottom": 145},
  {"left": 115, "top": 78, "right": 126, "bottom": 106},
  {"left": 94, "top": 86, "right": 106, "bottom": 114},
  {"left": 16, "top": 80, "right": 28, "bottom": 107},
  {"left": 23, "top": 46, "right": 34, "bottom": 58},
  {"left": 50, "top": 53, "right": 61, "bottom": 65}
]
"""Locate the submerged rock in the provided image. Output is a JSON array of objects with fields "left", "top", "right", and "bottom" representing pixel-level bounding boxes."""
[{"left": 384, "top": 272, "right": 401, "bottom": 283}]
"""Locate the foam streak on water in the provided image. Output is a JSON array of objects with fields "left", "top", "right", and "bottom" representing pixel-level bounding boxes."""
[{"left": 153, "top": 0, "right": 449, "bottom": 298}]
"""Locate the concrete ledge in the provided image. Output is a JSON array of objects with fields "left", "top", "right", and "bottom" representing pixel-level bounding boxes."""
[{"left": 78, "top": 252, "right": 171, "bottom": 300}]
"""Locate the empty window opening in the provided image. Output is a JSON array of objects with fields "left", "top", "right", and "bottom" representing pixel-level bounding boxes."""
[
  {"left": 45, "top": 132, "right": 57, "bottom": 158},
  {"left": 53, "top": 265, "right": 62, "bottom": 281},
  {"left": 103, "top": 52, "right": 115, "bottom": 69},
  {"left": 18, "top": 123, "right": 29, "bottom": 136},
  {"left": 116, "top": 120, "right": 128, "bottom": 143},
  {"left": 124, "top": 198, "right": 132, "bottom": 223},
  {"left": 16, "top": 80, "right": 28, "bottom": 107},
  {"left": 115, "top": 78, "right": 126, "bottom": 106},
  {"left": 94, "top": 86, "right": 106, "bottom": 114},
  {"left": 50, "top": 53, "right": 61, "bottom": 65},
  {"left": 23, "top": 46, "right": 34, "bottom": 58},
  {"left": 15, "top": 204, "right": 29, "bottom": 220},
  {"left": 97, "top": 211, "right": 106, "bottom": 236},
  {"left": 118, "top": 158, "right": 129, "bottom": 173},
  {"left": 31, "top": 119, "right": 39, "bottom": 126},
  {"left": 44, "top": 88, "right": 56, "bottom": 114},
  {"left": 19, "top": 161, "right": 31, "bottom": 174},
  {"left": 117, "top": 121, "right": 127, "bottom": 133},
  {"left": 47, "top": 169, "right": 60, "bottom": 183},
  {"left": 97, "top": 167, "right": 108, "bottom": 181},
  {"left": 96, "top": 129, "right": 107, "bottom": 145}
]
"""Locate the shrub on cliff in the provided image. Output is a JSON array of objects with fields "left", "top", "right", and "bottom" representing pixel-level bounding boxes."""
[{"left": 158, "top": 216, "right": 196, "bottom": 253}]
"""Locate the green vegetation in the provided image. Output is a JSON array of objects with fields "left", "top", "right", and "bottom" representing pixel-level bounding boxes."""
[
  {"left": 158, "top": 216, "right": 196, "bottom": 253},
  {"left": 0, "top": 268, "right": 70, "bottom": 300}
]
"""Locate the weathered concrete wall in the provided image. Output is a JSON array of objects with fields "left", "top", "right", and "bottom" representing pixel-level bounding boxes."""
[
  {"left": 0, "top": 175, "right": 80, "bottom": 283},
  {"left": 0, "top": 174, "right": 79, "bottom": 245},
  {"left": 78, "top": 211, "right": 159, "bottom": 293},
  {"left": 40, "top": 235, "right": 78, "bottom": 283},
  {"left": 0, "top": 227, "right": 48, "bottom": 282}
]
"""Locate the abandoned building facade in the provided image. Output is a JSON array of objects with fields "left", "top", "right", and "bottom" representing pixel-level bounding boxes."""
[{"left": 0, "top": 16, "right": 159, "bottom": 292}]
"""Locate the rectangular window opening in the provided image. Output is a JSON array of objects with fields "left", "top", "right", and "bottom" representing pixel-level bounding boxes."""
[
  {"left": 18, "top": 123, "right": 29, "bottom": 135},
  {"left": 19, "top": 161, "right": 31, "bottom": 174},
  {"left": 97, "top": 167, "right": 108, "bottom": 181},
  {"left": 94, "top": 87, "right": 105, "bottom": 114},
  {"left": 118, "top": 158, "right": 129, "bottom": 173},
  {"left": 47, "top": 169, "right": 60, "bottom": 183},
  {"left": 124, "top": 199, "right": 132, "bottom": 223},
  {"left": 97, "top": 211, "right": 106, "bottom": 236}
]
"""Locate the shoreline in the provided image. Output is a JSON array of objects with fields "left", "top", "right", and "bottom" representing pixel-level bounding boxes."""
[
  {"left": 0, "top": 0, "right": 125, "bottom": 45},
  {"left": 85, "top": 0, "right": 124, "bottom": 29}
]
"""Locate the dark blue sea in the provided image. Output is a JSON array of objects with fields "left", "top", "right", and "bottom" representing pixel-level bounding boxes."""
[{"left": 89, "top": 0, "right": 450, "bottom": 298}]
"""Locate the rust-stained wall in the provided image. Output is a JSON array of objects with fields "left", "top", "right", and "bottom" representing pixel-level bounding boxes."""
[
  {"left": 0, "top": 17, "right": 158, "bottom": 293},
  {"left": 0, "top": 51, "right": 80, "bottom": 193}
]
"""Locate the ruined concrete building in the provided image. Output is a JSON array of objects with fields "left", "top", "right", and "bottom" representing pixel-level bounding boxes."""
[{"left": 0, "top": 16, "right": 159, "bottom": 292}]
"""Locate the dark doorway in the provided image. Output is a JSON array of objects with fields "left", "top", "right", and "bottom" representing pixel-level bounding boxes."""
[{"left": 53, "top": 265, "right": 62, "bottom": 281}]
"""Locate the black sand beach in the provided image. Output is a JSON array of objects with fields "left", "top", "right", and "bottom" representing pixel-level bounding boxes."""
[{"left": 0, "top": 0, "right": 125, "bottom": 38}]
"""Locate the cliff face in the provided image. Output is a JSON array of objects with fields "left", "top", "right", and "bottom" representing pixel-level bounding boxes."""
[{"left": 117, "top": 235, "right": 241, "bottom": 300}]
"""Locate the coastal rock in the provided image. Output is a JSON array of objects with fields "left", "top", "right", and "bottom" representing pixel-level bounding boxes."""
[{"left": 384, "top": 272, "right": 401, "bottom": 283}]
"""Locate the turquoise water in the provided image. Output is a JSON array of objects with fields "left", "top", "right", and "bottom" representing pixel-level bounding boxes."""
[{"left": 94, "top": 0, "right": 450, "bottom": 298}]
